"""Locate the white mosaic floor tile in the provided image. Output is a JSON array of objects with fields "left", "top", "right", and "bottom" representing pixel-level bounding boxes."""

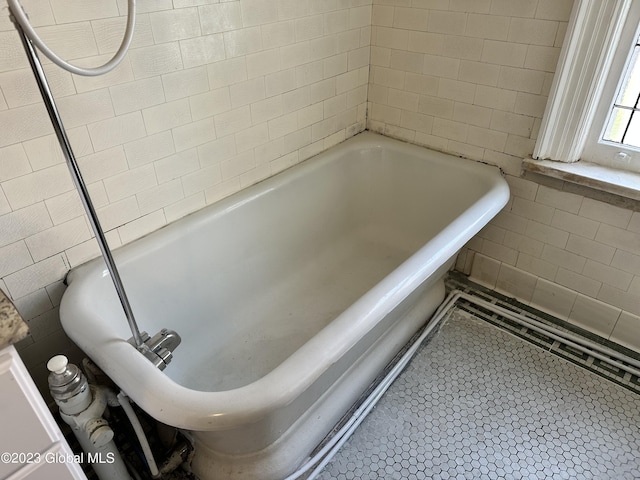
[{"left": 316, "top": 308, "right": 640, "bottom": 480}]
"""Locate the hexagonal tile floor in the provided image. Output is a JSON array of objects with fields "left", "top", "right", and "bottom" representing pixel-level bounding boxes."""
[{"left": 315, "top": 308, "right": 640, "bottom": 480}]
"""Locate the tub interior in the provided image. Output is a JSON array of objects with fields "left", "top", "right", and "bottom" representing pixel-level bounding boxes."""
[{"left": 81, "top": 141, "right": 496, "bottom": 392}]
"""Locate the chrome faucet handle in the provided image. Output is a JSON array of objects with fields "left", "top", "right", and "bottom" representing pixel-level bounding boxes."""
[{"left": 128, "top": 329, "right": 181, "bottom": 371}]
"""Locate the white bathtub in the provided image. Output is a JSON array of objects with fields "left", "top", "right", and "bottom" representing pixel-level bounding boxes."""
[{"left": 60, "top": 132, "right": 509, "bottom": 479}]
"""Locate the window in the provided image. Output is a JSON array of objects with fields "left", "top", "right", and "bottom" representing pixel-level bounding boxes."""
[
  {"left": 581, "top": 0, "right": 640, "bottom": 171},
  {"left": 533, "top": 0, "right": 640, "bottom": 175}
]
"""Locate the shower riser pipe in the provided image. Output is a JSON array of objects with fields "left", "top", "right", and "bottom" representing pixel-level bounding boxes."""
[{"left": 11, "top": 17, "right": 144, "bottom": 349}]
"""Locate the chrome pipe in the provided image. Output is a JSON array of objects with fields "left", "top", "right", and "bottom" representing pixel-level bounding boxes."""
[{"left": 11, "top": 15, "right": 145, "bottom": 348}]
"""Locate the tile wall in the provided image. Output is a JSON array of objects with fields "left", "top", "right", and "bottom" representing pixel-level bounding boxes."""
[
  {"left": 2, "top": 0, "right": 639, "bottom": 397},
  {"left": 367, "top": 0, "right": 639, "bottom": 352},
  {"left": 0, "top": 0, "right": 371, "bottom": 393}
]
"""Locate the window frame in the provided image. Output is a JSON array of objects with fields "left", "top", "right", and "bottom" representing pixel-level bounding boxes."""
[
  {"left": 581, "top": 1, "right": 640, "bottom": 170},
  {"left": 533, "top": 0, "right": 634, "bottom": 165}
]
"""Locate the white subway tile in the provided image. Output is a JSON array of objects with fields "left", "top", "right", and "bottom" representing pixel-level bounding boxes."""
[
  {"left": 240, "top": 163, "right": 272, "bottom": 187},
  {"left": 595, "top": 224, "right": 640, "bottom": 256},
  {"left": 162, "top": 67, "right": 209, "bottom": 102},
  {"left": 172, "top": 117, "right": 217, "bottom": 152},
  {"left": 24, "top": 128, "right": 92, "bottom": 172},
  {"left": 465, "top": 13, "right": 509, "bottom": 40},
  {"left": 598, "top": 285, "right": 640, "bottom": 317},
  {"left": 204, "top": 177, "right": 242, "bottom": 204},
  {"left": 128, "top": 42, "right": 183, "bottom": 79},
  {"left": 531, "top": 277, "right": 576, "bottom": 320},
  {"left": 541, "top": 244, "right": 585, "bottom": 273},
  {"left": 0, "top": 144, "right": 31, "bottom": 182},
  {"left": 214, "top": 106, "right": 253, "bottom": 137},
  {"left": 164, "top": 193, "right": 205, "bottom": 223},
  {"left": 220, "top": 150, "right": 255, "bottom": 180},
  {"left": 565, "top": 235, "right": 615, "bottom": 266},
  {"left": 37, "top": 22, "right": 99, "bottom": 61},
  {"left": 503, "top": 231, "right": 544, "bottom": 257},
  {"left": 142, "top": 99, "right": 192, "bottom": 135},
  {"left": 198, "top": 135, "right": 238, "bottom": 167},
  {"left": 97, "top": 196, "right": 140, "bottom": 231},
  {"left": 495, "top": 263, "right": 538, "bottom": 302},
  {"left": 190, "top": 88, "right": 232, "bottom": 121},
  {"left": 262, "top": 21, "right": 295, "bottom": 49},
  {"left": 511, "top": 197, "right": 554, "bottom": 224},
  {"left": 525, "top": 220, "right": 568, "bottom": 248},
  {"left": 92, "top": 15, "right": 155, "bottom": 53},
  {"left": 583, "top": 260, "right": 633, "bottom": 291},
  {"left": 25, "top": 217, "right": 91, "bottom": 263},
  {"left": 72, "top": 55, "right": 134, "bottom": 94},
  {"left": 516, "top": 252, "right": 557, "bottom": 281},
  {"left": 508, "top": 18, "right": 558, "bottom": 47},
  {"left": 569, "top": 294, "right": 620, "bottom": 338},
  {"left": 374, "top": 26, "right": 409, "bottom": 50},
  {"left": 392, "top": 7, "right": 428, "bottom": 31},
  {"left": 490, "top": 110, "right": 534, "bottom": 137},
  {"left": 79, "top": 146, "right": 129, "bottom": 182},
  {"left": 207, "top": 57, "right": 248, "bottom": 90},
  {"left": 442, "top": 35, "right": 483, "bottom": 61},
  {"left": 628, "top": 212, "right": 640, "bottom": 233},
  {"left": 481, "top": 40, "right": 528, "bottom": 68},
  {"left": 137, "top": 179, "right": 184, "bottom": 215},
  {"left": 349, "top": 5, "right": 372, "bottom": 29},
  {"left": 295, "top": 15, "right": 325, "bottom": 42},
  {"left": 0, "top": 241, "right": 33, "bottom": 279},
  {"left": 555, "top": 268, "right": 601, "bottom": 298},
  {"left": 110, "top": 77, "right": 166, "bottom": 116},
  {"left": 474, "top": 85, "right": 517, "bottom": 112},
  {"left": 524, "top": 44, "right": 561, "bottom": 72},
  {"left": 103, "top": 164, "right": 157, "bottom": 203},
  {"left": 4, "top": 254, "right": 68, "bottom": 300},
  {"left": 241, "top": 0, "right": 279, "bottom": 27},
  {"left": 150, "top": 7, "right": 201, "bottom": 43},
  {"left": 118, "top": 210, "right": 166, "bottom": 245},
  {"left": 550, "top": 210, "right": 600, "bottom": 239},
  {"left": 224, "top": 27, "right": 263, "bottom": 58},
  {"left": 124, "top": 132, "right": 175, "bottom": 169},
  {"left": 265, "top": 69, "right": 297, "bottom": 97},
  {"left": 154, "top": 148, "right": 200, "bottom": 184},
  {"left": 199, "top": 3, "right": 243, "bottom": 34},
  {"left": 65, "top": 231, "right": 121, "bottom": 268},
  {"left": 579, "top": 197, "right": 633, "bottom": 228},
  {"left": 610, "top": 311, "right": 640, "bottom": 351},
  {"left": 490, "top": 0, "right": 537, "bottom": 18},
  {"left": 89, "top": 111, "right": 148, "bottom": 151},
  {"left": 235, "top": 124, "right": 270, "bottom": 153},
  {"left": 14, "top": 289, "right": 54, "bottom": 324},
  {"left": 56, "top": 89, "right": 115, "bottom": 129},
  {"left": 50, "top": 0, "right": 118, "bottom": 23},
  {"left": 180, "top": 34, "right": 227, "bottom": 69},
  {"left": 45, "top": 192, "right": 84, "bottom": 226},
  {"left": 2, "top": 164, "right": 74, "bottom": 211},
  {"left": 481, "top": 239, "right": 518, "bottom": 266},
  {"left": 0, "top": 103, "right": 53, "bottom": 148},
  {"left": 230, "top": 77, "right": 266, "bottom": 108},
  {"left": 610, "top": 249, "right": 640, "bottom": 276}
]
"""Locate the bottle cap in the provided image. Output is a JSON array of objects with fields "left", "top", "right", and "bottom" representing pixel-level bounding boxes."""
[{"left": 47, "top": 355, "right": 68, "bottom": 375}]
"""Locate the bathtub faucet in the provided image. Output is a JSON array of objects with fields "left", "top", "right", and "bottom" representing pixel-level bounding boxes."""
[{"left": 130, "top": 329, "right": 182, "bottom": 371}]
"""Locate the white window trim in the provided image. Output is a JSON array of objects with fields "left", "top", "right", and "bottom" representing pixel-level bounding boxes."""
[{"left": 533, "top": 0, "right": 632, "bottom": 163}]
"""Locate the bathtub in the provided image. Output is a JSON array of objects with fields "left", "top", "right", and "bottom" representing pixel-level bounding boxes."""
[{"left": 60, "top": 132, "right": 509, "bottom": 479}]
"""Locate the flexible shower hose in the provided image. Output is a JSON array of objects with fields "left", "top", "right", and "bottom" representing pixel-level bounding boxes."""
[{"left": 7, "top": 0, "right": 136, "bottom": 76}]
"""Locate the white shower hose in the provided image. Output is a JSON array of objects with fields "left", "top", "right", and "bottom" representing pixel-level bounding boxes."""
[{"left": 7, "top": 0, "right": 136, "bottom": 76}]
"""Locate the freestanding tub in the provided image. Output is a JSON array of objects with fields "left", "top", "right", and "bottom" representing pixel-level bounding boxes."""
[{"left": 60, "top": 132, "right": 509, "bottom": 479}]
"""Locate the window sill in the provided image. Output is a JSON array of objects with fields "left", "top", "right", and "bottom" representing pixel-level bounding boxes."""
[{"left": 522, "top": 158, "right": 640, "bottom": 201}]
